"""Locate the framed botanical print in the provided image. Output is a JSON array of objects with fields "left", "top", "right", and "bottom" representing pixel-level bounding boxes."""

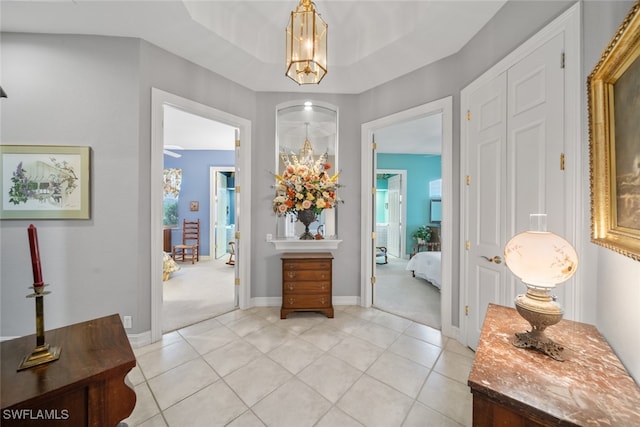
[{"left": 0, "top": 145, "right": 91, "bottom": 219}]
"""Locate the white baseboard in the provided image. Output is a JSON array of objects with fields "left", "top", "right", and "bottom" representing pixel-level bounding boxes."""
[
  {"left": 127, "top": 330, "right": 152, "bottom": 349},
  {"left": 251, "top": 296, "right": 361, "bottom": 308}
]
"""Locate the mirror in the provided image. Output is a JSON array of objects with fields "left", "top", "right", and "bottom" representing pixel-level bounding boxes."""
[
  {"left": 275, "top": 100, "right": 338, "bottom": 239},
  {"left": 430, "top": 198, "right": 442, "bottom": 223}
]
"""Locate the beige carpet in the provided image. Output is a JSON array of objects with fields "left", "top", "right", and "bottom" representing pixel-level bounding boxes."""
[
  {"left": 162, "top": 256, "right": 236, "bottom": 332},
  {"left": 374, "top": 255, "right": 441, "bottom": 329}
]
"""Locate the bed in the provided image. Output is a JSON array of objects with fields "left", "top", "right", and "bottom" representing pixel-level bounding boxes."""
[{"left": 406, "top": 251, "right": 441, "bottom": 289}]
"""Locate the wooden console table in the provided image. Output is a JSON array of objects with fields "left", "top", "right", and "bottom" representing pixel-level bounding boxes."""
[
  {"left": 468, "top": 304, "right": 640, "bottom": 426},
  {"left": 1, "top": 314, "right": 136, "bottom": 426},
  {"left": 281, "top": 252, "right": 334, "bottom": 319}
]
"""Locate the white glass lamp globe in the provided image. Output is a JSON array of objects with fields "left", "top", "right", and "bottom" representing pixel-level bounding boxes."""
[{"left": 504, "top": 230, "right": 578, "bottom": 288}]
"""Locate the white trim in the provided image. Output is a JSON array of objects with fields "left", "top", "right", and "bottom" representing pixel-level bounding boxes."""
[
  {"left": 361, "top": 96, "right": 454, "bottom": 338},
  {"left": 151, "top": 88, "right": 252, "bottom": 343},
  {"left": 127, "top": 330, "right": 152, "bottom": 349},
  {"left": 251, "top": 296, "right": 360, "bottom": 308},
  {"left": 459, "top": 3, "right": 582, "bottom": 340}
]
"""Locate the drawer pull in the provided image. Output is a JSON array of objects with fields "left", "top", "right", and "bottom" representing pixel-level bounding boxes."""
[
  {"left": 321, "top": 284, "right": 326, "bottom": 290},
  {"left": 320, "top": 297, "right": 326, "bottom": 304},
  {"left": 287, "top": 284, "right": 295, "bottom": 291},
  {"left": 288, "top": 297, "right": 295, "bottom": 305},
  {"left": 287, "top": 272, "right": 296, "bottom": 279}
]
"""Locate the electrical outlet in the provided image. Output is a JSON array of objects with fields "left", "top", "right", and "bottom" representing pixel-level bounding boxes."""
[{"left": 123, "top": 315, "right": 132, "bottom": 329}]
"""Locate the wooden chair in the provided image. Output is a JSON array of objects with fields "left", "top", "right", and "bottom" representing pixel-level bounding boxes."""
[{"left": 172, "top": 219, "right": 200, "bottom": 264}]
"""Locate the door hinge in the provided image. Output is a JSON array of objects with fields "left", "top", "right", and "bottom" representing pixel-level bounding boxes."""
[
  {"left": 372, "top": 187, "right": 376, "bottom": 195},
  {"left": 371, "top": 276, "right": 376, "bottom": 285},
  {"left": 372, "top": 231, "right": 377, "bottom": 240},
  {"left": 560, "top": 52, "right": 565, "bottom": 69},
  {"left": 560, "top": 153, "right": 565, "bottom": 171},
  {"left": 235, "top": 139, "right": 241, "bottom": 148},
  {"left": 465, "top": 305, "right": 469, "bottom": 316},
  {"left": 466, "top": 110, "right": 471, "bottom": 121},
  {"left": 235, "top": 185, "right": 240, "bottom": 193},
  {"left": 235, "top": 231, "right": 240, "bottom": 240},
  {"left": 465, "top": 240, "right": 470, "bottom": 250},
  {"left": 372, "top": 142, "right": 377, "bottom": 151},
  {"left": 235, "top": 278, "right": 240, "bottom": 286},
  {"left": 466, "top": 175, "right": 471, "bottom": 185}
]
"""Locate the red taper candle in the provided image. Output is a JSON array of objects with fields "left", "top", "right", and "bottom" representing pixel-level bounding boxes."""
[{"left": 27, "top": 224, "right": 44, "bottom": 287}]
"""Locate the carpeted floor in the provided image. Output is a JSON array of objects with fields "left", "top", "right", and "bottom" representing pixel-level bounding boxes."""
[
  {"left": 374, "top": 255, "right": 441, "bottom": 330},
  {"left": 162, "top": 256, "right": 236, "bottom": 333}
]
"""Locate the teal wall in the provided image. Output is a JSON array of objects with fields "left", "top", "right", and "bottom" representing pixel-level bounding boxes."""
[{"left": 377, "top": 154, "right": 441, "bottom": 255}]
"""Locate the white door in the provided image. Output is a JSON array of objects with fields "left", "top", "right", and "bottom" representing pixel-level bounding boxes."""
[
  {"left": 505, "top": 33, "right": 565, "bottom": 303},
  {"left": 387, "top": 174, "right": 402, "bottom": 257},
  {"left": 215, "top": 172, "right": 228, "bottom": 259},
  {"left": 465, "top": 72, "right": 508, "bottom": 349},
  {"left": 464, "top": 33, "right": 565, "bottom": 349}
]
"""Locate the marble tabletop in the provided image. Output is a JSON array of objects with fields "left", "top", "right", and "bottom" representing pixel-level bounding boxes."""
[{"left": 468, "top": 304, "right": 640, "bottom": 426}]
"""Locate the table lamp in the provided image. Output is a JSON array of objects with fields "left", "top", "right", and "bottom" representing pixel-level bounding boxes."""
[{"left": 503, "top": 214, "right": 578, "bottom": 360}]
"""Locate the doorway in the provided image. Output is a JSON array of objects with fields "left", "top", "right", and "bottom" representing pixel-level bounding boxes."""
[
  {"left": 151, "top": 88, "right": 252, "bottom": 343},
  {"left": 160, "top": 110, "right": 236, "bottom": 332},
  {"left": 373, "top": 132, "right": 442, "bottom": 329},
  {"left": 211, "top": 167, "right": 235, "bottom": 260},
  {"left": 361, "top": 96, "right": 453, "bottom": 336}
]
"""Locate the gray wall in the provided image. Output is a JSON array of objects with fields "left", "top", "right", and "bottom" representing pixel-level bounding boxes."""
[
  {"left": 1, "top": 34, "right": 142, "bottom": 335},
  {"left": 583, "top": 0, "right": 640, "bottom": 382},
  {"left": 2, "top": 0, "right": 638, "bottom": 383}
]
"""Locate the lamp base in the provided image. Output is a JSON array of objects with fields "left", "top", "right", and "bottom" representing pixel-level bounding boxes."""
[
  {"left": 18, "top": 343, "right": 61, "bottom": 371},
  {"left": 513, "top": 287, "right": 565, "bottom": 361},
  {"left": 512, "top": 330, "right": 565, "bottom": 361}
]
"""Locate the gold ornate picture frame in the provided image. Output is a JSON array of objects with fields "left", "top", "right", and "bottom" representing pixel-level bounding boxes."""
[{"left": 589, "top": 1, "right": 640, "bottom": 261}]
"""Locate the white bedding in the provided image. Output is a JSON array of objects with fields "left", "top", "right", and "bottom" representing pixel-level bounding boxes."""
[{"left": 406, "top": 251, "right": 441, "bottom": 289}]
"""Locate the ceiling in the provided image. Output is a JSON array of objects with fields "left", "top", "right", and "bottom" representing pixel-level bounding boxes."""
[{"left": 2, "top": 0, "right": 507, "bottom": 153}]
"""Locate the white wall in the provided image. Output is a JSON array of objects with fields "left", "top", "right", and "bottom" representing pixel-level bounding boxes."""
[{"left": 582, "top": 0, "right": 640, "bottom": 382}]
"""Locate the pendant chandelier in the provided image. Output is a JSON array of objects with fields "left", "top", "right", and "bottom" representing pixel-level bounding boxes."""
[{"left": 285, "top": 0, "right": 327, "bottom": 85}]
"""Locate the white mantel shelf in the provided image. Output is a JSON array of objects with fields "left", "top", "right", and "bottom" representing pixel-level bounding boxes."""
[{"left": 270, "top": 239, "right": 342, "bottom": 251}]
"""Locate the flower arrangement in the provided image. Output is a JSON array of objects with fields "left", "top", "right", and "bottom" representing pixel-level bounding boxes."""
[{"left": 273, "top": 150, "right": 340, "bottom": 216}]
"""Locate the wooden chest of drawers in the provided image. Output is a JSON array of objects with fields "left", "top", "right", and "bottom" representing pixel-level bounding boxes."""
[{"left": 281, "top": 252, "right": 334, "bottom": 319}]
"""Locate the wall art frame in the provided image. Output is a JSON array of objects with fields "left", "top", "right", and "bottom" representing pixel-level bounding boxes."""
[
  {"left": 0, "top": 145, "right": 91, "bottom": 219},
  {"left": 589, "top": 1, "right": 640, "bottom": 261}
]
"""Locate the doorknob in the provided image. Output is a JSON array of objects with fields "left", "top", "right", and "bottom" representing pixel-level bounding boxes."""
[{"left": 481, "top": 255, "right": 502, "bottom": 264}]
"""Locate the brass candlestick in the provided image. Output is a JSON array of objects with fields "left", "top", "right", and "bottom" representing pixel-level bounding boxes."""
[{"left": 17, "top": 284, "right": 61, "bottom": 371}]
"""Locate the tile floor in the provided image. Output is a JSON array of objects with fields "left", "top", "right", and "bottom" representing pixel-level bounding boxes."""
[{"left": 123, "top": 306, "right": 475, "bottom": 427}]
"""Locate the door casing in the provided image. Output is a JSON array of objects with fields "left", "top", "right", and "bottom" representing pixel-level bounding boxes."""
[
  {"left": 151, "top": 88, "right": 252, "bottom": 343},
  {"left": 361, "top": 96, "right": 454, "bottom": 338}
]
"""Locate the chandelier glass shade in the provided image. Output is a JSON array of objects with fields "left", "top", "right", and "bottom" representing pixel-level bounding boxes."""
[{"left": 285, "top": 0, "right": 327, "bottom": 85}]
